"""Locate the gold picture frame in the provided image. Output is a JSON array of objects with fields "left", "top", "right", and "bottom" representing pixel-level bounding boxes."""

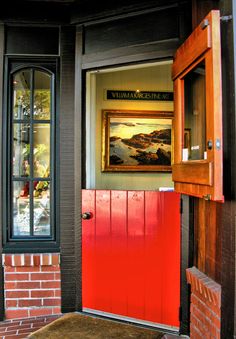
[{"left": 102, "top": 109, "right": 173, "bottom": 172}]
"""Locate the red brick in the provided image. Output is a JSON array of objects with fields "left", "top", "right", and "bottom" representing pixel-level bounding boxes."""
[
  {"left": 31, "top": 273, "right": 54, "bottom": 280},
  {"left": 16, "top": 281, "right": 40, "bottom": 289},
  {"left": 6, "top": 300, "right": 18, "bottom": 308},
  {"left": 0, "top": 321, "right": 20, "bottom": 328},
  {"left": 211, "top": 314, "right": 221, "bottom": 329},
  {"left": 43, "top": 298, "right": 61, "bottom": 306},
  {"left": 52, "top": 254, "right": 60, "bottom": 265},
  {"left": 6, "top": 323, "right": 32, "bottom": 331},
  {"left": 6, "top": 290, "right": 29, "bottom": 298},
  {"left": 52, "top": 307, "right": 61, "bottom": 314},
  {"left": 54, "top": 290, "right": 61, "bottom": 297},
  {"left": 14, "top": 254, "right": 22, "bottom": 267},
  {"left": 5, "top": 267, "right": 16, "bottom": 272},
  {"left": 4, "top": 255, "right": 13, "bottom": 267},
  {"left": 0, "top": 329, "right": 18, "bottom": 335},
  {"left": 16, "top": 266, "right": 40, "bottom": 272},
  {"left": 41, "top": 266, "right": 60, "bottom": 272},
  {"left": 33, "top": 255, "right": 40, "bottom": 266},
  {"left": 29, "top": 308, "right": 53, "bottom": 317},
  {"left": 54, "top": 272, "right": 61, "bottom": 279},
  {"left": 42, "top": 254, "right": 51, "bottom": 266},
  {"left": 5, "top": 309, "right": 29, "bottom": 319},
  {"left": 41, "top": 281, "right": 60, "bottom": 289},
  {"left": 31, "top": 290, "right": 54, "bottom": 298},
  {"left": 5, "top": 273, "right": 29, "bottom": 281},
  {"left": 18, "top": 299, "right": 42, "bottom": 307},
  {"left": 23, "top": 254, "right": 32, "bottom": 266},
  {"left": 191, "top": 304, "right": 211, "bottom": 329},
  {"left": 190, "top": 324, "right": 204, "bottom": 339},
  {"left": 5, "top": 282, "right": 16, "bottom": 289}
]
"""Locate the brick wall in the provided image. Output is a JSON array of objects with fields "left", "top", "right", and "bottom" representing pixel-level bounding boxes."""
[
  {"left": 186, "top": 266, "right": 221, "bottom": 339},
  {"left": 2, "top": 253, "right": 61, "bottom": 319}
]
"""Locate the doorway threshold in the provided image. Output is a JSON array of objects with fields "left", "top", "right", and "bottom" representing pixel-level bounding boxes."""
[{"left": 82, "top": 307, "right": 179, "bottom": 335}]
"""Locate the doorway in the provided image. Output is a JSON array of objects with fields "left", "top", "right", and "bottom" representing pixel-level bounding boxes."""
[{"left": 82, "top": 61, "right": 181, "bottom": 331}]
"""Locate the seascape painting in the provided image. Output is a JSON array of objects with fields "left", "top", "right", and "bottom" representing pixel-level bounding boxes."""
[{"left": 102, "top": 110, "right": 173, "bottom": 172}]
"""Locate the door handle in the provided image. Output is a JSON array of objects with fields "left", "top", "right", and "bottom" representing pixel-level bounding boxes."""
[{"left": 81, "top": 212, "right": 92, "bottom": 220}]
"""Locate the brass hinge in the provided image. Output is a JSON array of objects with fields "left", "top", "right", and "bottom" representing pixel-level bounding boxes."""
[{"left": 203, "top": 194, "right": 211, "bottom": 201}]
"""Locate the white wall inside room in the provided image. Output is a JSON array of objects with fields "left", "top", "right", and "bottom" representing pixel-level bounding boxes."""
[{"left": 86, "top": 61, "right": 174, "bottom": 190}]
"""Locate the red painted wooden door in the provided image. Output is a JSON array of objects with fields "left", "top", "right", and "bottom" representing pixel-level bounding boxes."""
[{"left": 82, "top": 190, "right": 180, "bottom": 329}]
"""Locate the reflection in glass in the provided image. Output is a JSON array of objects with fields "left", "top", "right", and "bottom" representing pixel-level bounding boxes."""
[
  {"left": 33, "top": 124, "right": 50, "bottom": 177},
  {"left": 13, "top": 124, "right": 30, "bottom": 177},
  {"left": 13, "top": 181, "right": 30, "bottom": 236},
  {"left": 33, "top": 182, "right": 50, "bottom": 235},
  {"left": 13, "top": 71, "right": 31, "bottom": 120},
  {"left": 34, "top": 71, "right": 51, "bottom": 120},
  {"left": 184, "top": 60, "right": 206, "bottom": 160}
]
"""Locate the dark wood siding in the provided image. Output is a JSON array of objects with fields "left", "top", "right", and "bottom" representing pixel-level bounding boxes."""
[
  {"left": 84, "top": 6, "right": 179, "bottom": 54},
  {"left": 59, "top": 25, "right": 78, "bottom": 312},
  {"left": 0, "top": 24, "right": 4, "bottom": 321}
]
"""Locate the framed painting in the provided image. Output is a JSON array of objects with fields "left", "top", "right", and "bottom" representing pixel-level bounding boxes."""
[{"left": 102, "top": 109, "right": 173, "bottom": 172}]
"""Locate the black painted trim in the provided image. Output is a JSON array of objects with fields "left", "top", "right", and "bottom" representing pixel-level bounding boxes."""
[
  {"left": 59, "top": 25, "right": 77, "bottom": 313},
  {"left": 0, "top": 23, "right": 5, "bottom": 321}
]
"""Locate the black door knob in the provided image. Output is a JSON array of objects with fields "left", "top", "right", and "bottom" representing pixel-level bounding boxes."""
[{"left": 81, "top": 212, "right": 92, "bottom": 220}]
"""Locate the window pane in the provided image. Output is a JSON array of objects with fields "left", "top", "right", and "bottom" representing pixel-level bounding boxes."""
[
  {"left": 34, "top": 181, "right": 50, "bottom": 235},
  {"left": 13, "top": 71, "right": 31, "bottom": 120},
  {"left": 34, "top": 71, "right": 51, "bottom": 120},
  {"left": 184, "top": 60, "right": 206, "bottom": 161},
  {"left": 13, "top": 124, "right": 30, "bottom": 177},
  {"left": 33, "top": 124, "right": 50, "bottom": 177},
  {"left": 13, "top": 181, "right": 30, "bottom": 236}
]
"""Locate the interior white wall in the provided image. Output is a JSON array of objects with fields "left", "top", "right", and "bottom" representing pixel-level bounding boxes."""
[{"left": 86, "top": 62, "right": 174, "bottom": 190}]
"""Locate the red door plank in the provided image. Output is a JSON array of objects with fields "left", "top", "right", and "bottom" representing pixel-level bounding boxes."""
[
  {"left": 82, "top": 189, "right": 96, "bottom": 309},
  {"left": 127, "top": 191, "right": 145, "bottom": 320},
  {"left": 144, "top": 191, "right": 163, "bottom": 323},
  {"left": 110, "top": 190, "right": 128, "bottom": 316},
  {"left": 161, "top": 192, "right": 180, "bottom": 327},
  {"left": 94, "top": 190, "right": 112, "bottom": 312}
]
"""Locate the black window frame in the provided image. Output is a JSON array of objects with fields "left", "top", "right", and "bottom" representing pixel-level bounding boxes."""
[{"left": 2, "top": 56, "right": 60, "bottom": 253}]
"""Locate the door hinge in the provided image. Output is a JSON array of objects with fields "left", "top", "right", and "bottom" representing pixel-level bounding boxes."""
[
  {"left": 220, "top": 15, "right": 233, "bottom": 22},
  {"left": 180, "top": 198, "right": 183, "bottom": 214},
  {"left": 179, "top": 306, "right": 182, "bottom": 322}
]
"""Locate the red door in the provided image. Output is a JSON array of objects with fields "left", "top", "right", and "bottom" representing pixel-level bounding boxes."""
[{"left": 82, "top": 189, "right": 180, "bottom": 329}]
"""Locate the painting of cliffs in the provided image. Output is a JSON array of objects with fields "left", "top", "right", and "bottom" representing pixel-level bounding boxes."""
[{"left": 109, "top": 117, "right": 172, "bottom": 168}]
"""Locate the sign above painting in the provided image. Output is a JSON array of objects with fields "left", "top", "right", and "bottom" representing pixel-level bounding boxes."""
[{"left": 106, "top": 90, "right": 173, "bottom": 101}]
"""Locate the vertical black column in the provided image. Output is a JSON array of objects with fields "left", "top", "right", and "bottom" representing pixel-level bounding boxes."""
[
  {"left": 59, "top": 25, "right": 78, "bottom": 312},
  {"left": 74, "top": 26, "right": 83, "bottom": 311},
  {"left": 0, "top": 24, "right": 4, "bottom": 321}
]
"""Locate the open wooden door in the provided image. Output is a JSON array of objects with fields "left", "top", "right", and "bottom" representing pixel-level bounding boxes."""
[
  {"left": 82, "top": 190, "right": 180, "bottom": 330},
  {"left": 172, "top": 10, "right": 223, "bottom": 202}
]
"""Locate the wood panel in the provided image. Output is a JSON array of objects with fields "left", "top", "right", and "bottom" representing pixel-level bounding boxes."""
[
  {"left": 172, "top": 162, "right": 213, "bottom": 186},
  {"left": 82, "top": 189, "right": 180, "bottom": 328}
]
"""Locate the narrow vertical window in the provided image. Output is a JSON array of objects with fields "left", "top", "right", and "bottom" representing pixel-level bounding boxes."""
[{"left": 11, "top": 68, "right": 53, "bottom": 238}]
